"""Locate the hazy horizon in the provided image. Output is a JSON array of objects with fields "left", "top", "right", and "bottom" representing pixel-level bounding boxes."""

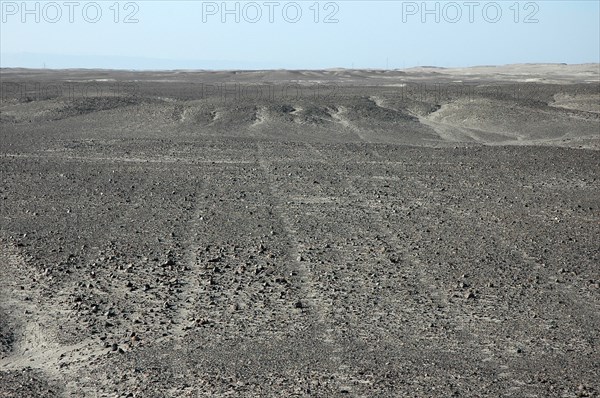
[
  {"left": 1, "top": 57, "right": 598, "bottom": 73},
  {"left": 1, "top": 1, "right": 599, "bottom": 70}
]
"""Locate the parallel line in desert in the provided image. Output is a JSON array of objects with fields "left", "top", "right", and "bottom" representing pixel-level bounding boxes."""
[
  {"left": 256, "top": 145, "right": 359, "bottom": 391},
  {"left": 255, "top": 142, "right": 335, "bottom": 341},
  {"left": 307, "top": 142, "right": 450, "bottom": 310},
  {"left": 165, "top": 179, "right": 206, "bottom": 343}
]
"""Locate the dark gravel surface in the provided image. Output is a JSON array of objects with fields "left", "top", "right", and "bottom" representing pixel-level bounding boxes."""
[{"left": 1, "top": 68, "right": 599, "bottom": 397}]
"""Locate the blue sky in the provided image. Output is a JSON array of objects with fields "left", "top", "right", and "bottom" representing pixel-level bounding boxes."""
[{"left": 1, "top": 0, "right": 599, "bottom": 69}]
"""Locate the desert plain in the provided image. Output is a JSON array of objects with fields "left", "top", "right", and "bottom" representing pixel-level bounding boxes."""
[{"left": 0, "top": 64, "right": 599, "bottom": 397}]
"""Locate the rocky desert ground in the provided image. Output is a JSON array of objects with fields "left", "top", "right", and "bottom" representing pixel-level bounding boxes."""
[{"left": 0, "top": 64, "right": 599, "bottom": 397}]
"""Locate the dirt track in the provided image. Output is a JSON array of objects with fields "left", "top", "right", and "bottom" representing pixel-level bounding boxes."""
[{"left": 1, "top": 66, "right": 599, "bottom": 397}]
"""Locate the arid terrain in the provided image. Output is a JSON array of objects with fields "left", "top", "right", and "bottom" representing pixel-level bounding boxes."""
[{"left": 1, "top": 64, "right": 599, "bottom": 397}]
